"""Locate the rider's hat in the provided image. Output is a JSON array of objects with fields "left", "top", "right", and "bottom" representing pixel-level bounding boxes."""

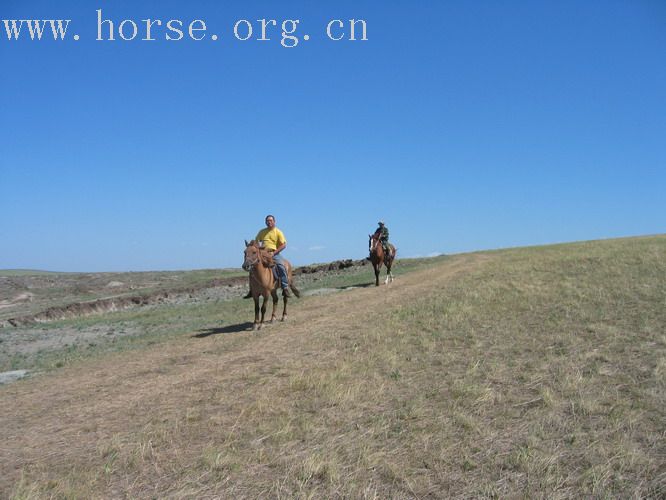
[{"left": 378, "top": 220, "right": 384, "bottom": 225}]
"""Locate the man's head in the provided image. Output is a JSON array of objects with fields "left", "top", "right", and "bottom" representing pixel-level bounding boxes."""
[
  {"left": 265, "top": 215, "right": 276, "bottom": 228},
  {"left": 378, "top": 220, "right": 385, "bottom": 227}
]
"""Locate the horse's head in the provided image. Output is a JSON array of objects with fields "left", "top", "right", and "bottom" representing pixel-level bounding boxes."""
[
  {"left": 242, "top": 240, "right": 261, "bottom": 271},
  {"left": 369, "top": 234, "right": 381, "bottom": 254},
  {"left": 243, "top": 240, "right": 273, "bottom": 271}
]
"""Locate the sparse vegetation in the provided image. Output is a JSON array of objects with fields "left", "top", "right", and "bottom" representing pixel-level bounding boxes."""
[
  {"left": 2, "top": 236, "right": 665, "bottom": 498},
  {"left": 0, "top": 257, "right": 444, "bottom": 373}
]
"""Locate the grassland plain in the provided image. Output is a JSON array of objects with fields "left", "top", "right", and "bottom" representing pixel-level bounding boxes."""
[
  {"left": 0, "top": 268, "right": 248, "bottom": 324},
  {"left": 1, "top": 236, "right": 665, "bottom": 498},
  {"left": 0, "top": 259, "right": 423, "bottom": 373}
]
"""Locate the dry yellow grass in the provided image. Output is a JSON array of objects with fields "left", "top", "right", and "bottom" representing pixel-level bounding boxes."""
[{"left": 2, "top": 236, "right": 665, "bottom": 498}]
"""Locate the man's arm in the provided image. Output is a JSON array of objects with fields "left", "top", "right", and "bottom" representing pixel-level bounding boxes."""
[{"left": 274, "top": 230, "right": 287, "bottom": 254}]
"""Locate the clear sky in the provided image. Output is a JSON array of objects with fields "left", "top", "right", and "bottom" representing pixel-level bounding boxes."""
[{"left": 1, "top": 1, "right": 665, "bottom": 272}]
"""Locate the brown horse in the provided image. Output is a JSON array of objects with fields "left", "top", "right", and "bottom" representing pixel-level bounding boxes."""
[
  {"left": 242, "top": 240, "right": 300, "bottom": 330},
  {"left": 369, "top": 234, "right": 396, "bottom": 286}
]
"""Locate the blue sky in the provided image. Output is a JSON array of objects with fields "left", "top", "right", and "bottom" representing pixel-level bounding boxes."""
[{"left": 1, "top": 1, "right": 665, "bottom": 271}]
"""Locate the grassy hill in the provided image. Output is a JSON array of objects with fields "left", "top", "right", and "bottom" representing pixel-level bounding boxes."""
[{"left": 2, "top": 235, "right": 665, "bottom": 498}]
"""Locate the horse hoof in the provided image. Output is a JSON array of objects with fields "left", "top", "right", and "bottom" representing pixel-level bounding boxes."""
[
  {"left": 281, "top": 315, "right": 287, "bottom": 322},
  {"left": 253, "top": 324, "right": 260, "bottom": 331}
]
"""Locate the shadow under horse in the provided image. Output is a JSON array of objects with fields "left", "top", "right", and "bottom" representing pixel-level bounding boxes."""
[
  {"left": 369, "top": 234, "right": 396, "bottom": 286},
  {"left": 242, "top": 240, "right": 300, "bottom": 330}
]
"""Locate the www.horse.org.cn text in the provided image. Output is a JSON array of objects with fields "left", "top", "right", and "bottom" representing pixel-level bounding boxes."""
[{"left": 2, "top": 10, "right": 369, "bottom": 48}]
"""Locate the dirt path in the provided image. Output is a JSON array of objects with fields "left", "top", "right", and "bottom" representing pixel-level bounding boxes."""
[{"left": 0, "top": 254, "right": 490, "bottom": 495}]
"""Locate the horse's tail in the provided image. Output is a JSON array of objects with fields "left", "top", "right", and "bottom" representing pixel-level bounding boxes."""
[{"left": 290, "top": 283, "right": 301, "bottom": 298}]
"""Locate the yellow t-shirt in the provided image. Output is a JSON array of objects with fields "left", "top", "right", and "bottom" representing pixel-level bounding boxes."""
[{"left": 255, "top": 227, "right": 286, "bottom": 251}]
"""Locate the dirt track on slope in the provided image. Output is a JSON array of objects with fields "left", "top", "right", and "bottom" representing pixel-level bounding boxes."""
[{"left": 0, "top": 254, "right": 490, "bottom": 496}]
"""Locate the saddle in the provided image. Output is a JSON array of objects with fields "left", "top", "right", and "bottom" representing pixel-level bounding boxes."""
[{"left": 264, "top": 251, "right": 288, "bottom": 286}]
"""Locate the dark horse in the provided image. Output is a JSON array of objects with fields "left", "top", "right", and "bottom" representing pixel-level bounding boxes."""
[
  {"left": 368, "top": 234, "right": 396, "bottom": 286},
  {"left": 242, "top": 240, "right": 300, "bottom": 330}
]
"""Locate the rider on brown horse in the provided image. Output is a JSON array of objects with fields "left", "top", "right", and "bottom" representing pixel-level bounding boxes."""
[
  {"left": 244, "top": 214, "right": 294, "bottom": 298},
  {"left": 369, "top": 220, "right": 396, "bottom": 285},
  {"left": 373, "top": 221, "right": 393, "bottom": 257}
]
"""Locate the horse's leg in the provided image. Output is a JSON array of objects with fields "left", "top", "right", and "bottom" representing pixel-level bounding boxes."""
[
  {"left": 270, "top": 289, "right": 278, "bottom": 323},
  {"left": 373, "top": 261, "right": 380, "bottom": 286},
  {"left": 281, "top": 291, "right": 288, "bottom": 321},
  {"left": 253, "top": 296, "right": 261, "bottom": 330},
  {"left": 259, "top": 293, "right": 268, "bottom": 329},
  {"left": 385, "top": 260, "right": 394, "bottom": 284}
]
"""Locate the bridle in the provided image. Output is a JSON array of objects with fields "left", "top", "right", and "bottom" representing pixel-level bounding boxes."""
[{"left": 242, "top": 246, "right": 261, "bottom": 271}]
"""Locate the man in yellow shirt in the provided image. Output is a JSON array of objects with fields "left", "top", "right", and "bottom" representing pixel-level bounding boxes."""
[{"left": 244, "top": 214, "right": 292, "bottom": 297}]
